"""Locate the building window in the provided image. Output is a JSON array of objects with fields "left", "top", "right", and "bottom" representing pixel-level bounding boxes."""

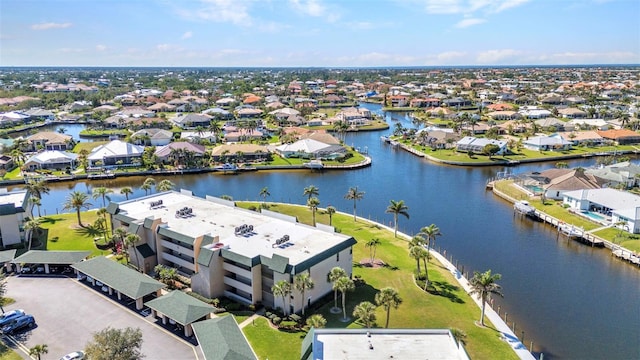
[{"left": 336, "top": 252, "right": 339, "bottom": 261}]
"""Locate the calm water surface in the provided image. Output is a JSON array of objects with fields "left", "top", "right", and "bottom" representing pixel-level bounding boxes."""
[{"left": 13, "top": 105, "right": 640, "bottom": 359}]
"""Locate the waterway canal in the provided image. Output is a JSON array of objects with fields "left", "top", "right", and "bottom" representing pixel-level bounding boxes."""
[{"left": 11, "top": 104, "right": 640, "bottom": 359}]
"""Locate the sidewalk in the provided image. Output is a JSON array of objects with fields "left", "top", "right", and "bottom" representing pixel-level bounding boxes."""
[{"left": 430, "top": 250, "right": 536, "bottom": 360}]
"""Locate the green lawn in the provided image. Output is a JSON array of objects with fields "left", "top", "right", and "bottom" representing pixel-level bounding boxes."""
[
  {"left": 34, "top": 211, "right": 112, "bottom": 257},
  {"left": 593, "top": 227, "right": 640, "bottom": 251},
  {"left": 0, "top": 343, "right": 21, "bottom": 360},
  {"left": 239, "top": 202, "right": 518, "bottom": 360},
  {"left": 243, "top": 317, "right": 306, "bottom": 360},
  {"left": 72, "top": 141, "right": 108, "bottom": 154}
]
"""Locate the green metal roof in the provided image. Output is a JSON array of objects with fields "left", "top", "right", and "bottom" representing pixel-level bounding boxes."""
[
  {"left": 128, "top": 222, "right": 141, "bottom": 235},
  {"left": 0, "top": 204, "right": 17, "bottom": 216},
  {"left": 192, "top": 316, "right": 257, "bottom": 360},
  {"left": 106, "top": 202, "right": 119, "bottom": 215},
  {"left": 260, "top": 254, "right": 290, "bottom": 274},
  {"left": 136, "top": 244, "right": 155, "bottom": 259},
  {"left": 144, "top": 290, "right": 213, "bottom": 326},
  {"left": 113, "top": 212, "right": 135, "bottom": 224},
  {"left": 220, "top": 249, "right": 254, "bottom": 267},
  {"left": 71, "top": 256, "right": 165, "bottom": 299},
  {"left": 158, "top": 227, "right": 195, "bottom": 246},
  {"left": 12, "top": 250, "right": 90, "bottom": 265},
  {"left": 0, "top": 250, "right": 16, "bottom": 264},
  {"left": 143, "top": 217, "right": 155, "bottom": 229},
  {"left": 197, "top": 247, "right": 215, "bottom": 266}
]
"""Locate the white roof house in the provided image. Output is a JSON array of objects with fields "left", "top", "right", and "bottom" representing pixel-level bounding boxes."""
[
  {"left": 563, "top": 188, "right": 640, "bottom": 233},
  {"left": 569, "top": 119, "right": 610, "bottom": 130},
  {"left": 455, "top": 137, "right": 508, "bottom": 155},
  {"left": 275, "top": 139, "right": 345, "bottom": 158},
  {"left": 523, "top": 135, "right": 572, "bottom": 151},
  {"left": 87, "top": 140, "right": 144, "bottom": 167},
  {"left": 24, "top": 151, "right": 77, "bottom": 170}
]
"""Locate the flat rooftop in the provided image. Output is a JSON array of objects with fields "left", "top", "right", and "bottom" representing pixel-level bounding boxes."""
[
  {"left": 115, "top": 191, "right": 353, "bottom": 266},
  {"left": 311, "top": 329, "right": 469, "bottom": 360},
  {"left": 0, "top": 189, "right": 27, "bottom": 207}
]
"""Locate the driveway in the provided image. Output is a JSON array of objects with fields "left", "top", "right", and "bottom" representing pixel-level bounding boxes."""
[{"left": 3, "top": 276, "right": 201, "bottom": 360}]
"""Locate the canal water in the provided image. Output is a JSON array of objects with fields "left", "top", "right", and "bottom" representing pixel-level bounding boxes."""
[{"left": 11, "top": 105, "right": 640, "bottom": 359}]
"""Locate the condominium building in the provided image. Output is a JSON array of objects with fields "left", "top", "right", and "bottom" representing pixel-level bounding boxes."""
[
  {"left": 0, "top": 189, "right": 32, "bottom": 248},
  {"left": 107, "top": 190, "right": 356, "bottom": 313}
]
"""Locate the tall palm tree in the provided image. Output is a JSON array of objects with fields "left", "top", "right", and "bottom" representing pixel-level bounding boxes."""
[
  {"left": 112, "top": 226, "right": 128, "bottom": 247},
  {"left": 328, "top": 267, "right": 347, "bottom": 311},
  {"left": 409, "top": 245, "right": 424, "bottom": 275},
  {"left": 92, "top": 187, "right": 113, "bottom": 208},
  {"left": 141, "top": 177, "right": 156, "bottom": 195},
  {"left": 125, "top": 233, "right": 141, "bottom": 270},
  {"left": 375, "top": 287, "right": 402, "bottom": 328},
  {"left": 259, "top": 187, "right": 270, "bottom": 207},
  {"left": 418, "top": 223, "right": 442, "bottom": 260},
  {"left": 303, "top": 184, "right": 319, "bottom": 201},
  {"left": 96, "top": 207, "right": 110, "bottom": 238},
  {"left": 24, "top": 218, "right": 41, "bottom": 250},
  {"left": 209, "top": 120, "right": 222, "bottom": 144},
  {"left": 469, "top": 270, "right": 503, "bottom": 326},
  {"left": 156, "top": 179, "right": 175, "bottom": 192},
  {"left": 24, "top": 179, "right": 50, "bottom": 201},
  {"left": 326, "top": 205, "right": 336, "bottom": 226},
  {"left": 385, "top": 200, "right": 409, "bottom": 238},
  {"left": 305, "top": 314, "right": 327, "bottom": 329},
  {"left": 353, "top": 301, "right": 377, "bottom": 328},
  {"left": 307, "top": 197, "right": 320, "bottom": 226},
  {"left": 271, "top": 280, "right": 292, "bottom": 316},
  {"left": 344, "top": 186, "right": 365, "bottom": 221},
  {"left": 365, "top": 238, "right": 381, "bottom": 264},
  {"left": 294, "top": 272, "right": 314, "bottom": 315},
  {"left": 30, "top": 197, "right": 41, "bottom": 217},
  {"left": 334, "top": 276, "right": 355, "bottom": 320},
  {"left": 62, "top": 191, "right": 92, "bottom": 227},
  {"left": 120, "top": 186, "right": 133, "bottom": 200},
  {"left": 28, "top": 344, "right": 48, "bottom": 360}
]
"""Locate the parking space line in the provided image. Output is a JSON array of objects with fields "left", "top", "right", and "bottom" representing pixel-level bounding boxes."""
[{"left": 2, "top": 334, "right": 33, "bottom": 359}]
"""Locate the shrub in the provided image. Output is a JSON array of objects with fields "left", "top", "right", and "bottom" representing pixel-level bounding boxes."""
[{"left": 272, "top": 317, "right": 282, "bottom": 326}]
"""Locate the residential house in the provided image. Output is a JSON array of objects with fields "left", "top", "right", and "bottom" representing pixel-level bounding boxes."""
[
  {"left": 147, "top": 103, "right": 176, "bottom": 112},
  {"left": 597, "top": 129, "right": 640, "bottom": 145},
  {"left": 210, "top": 144, "right": 270, "bottom": 162},
  {"left": 223, "top": 128, "right": 264, "bottom": 143},
  {"left": 23, "top": 109, "right": 55, "bottom": 121},
  {"left": 0, "top": 155, "right": 14, "bottom": 171},
  {"left": 442, "top": 97, "right": 471, "bottom": 108},
  {"left": 519, "top": 106, "right": 552, "bottom": 119},
  {"left": 201, "top": 108, "right": 232, "bottom": 119},
  {"left": 487, "top": 111, "right": 521, "bottom": 121},
  {"left": 558, "top": 108, "right": 587, "bottom": 119},
  {"left": 236, "top": 108, "right": 263, "bottom": 119},
  {"left": 131, "top": 129, "right": 173, "bottom": 146},
  {"left": 559, "top": 131, "right": 607, "bottom": 146},
  {"left": 180, "top": 131, "right": 218, "bottom": 144},
  {"left": 563, "top": 188, "right": 640, "bottom": 233},
  {"left": 523, "top": 134, "right": 572, "bottom": 151},
  {"left": 87, "top": 140, "right": 145, "bottom": 167},
  {"left": 534, "top": 118, "right": 573, "bottom": 132},
  {"left": 172, "top": 113, "right": 213, "bottom": 129},
  {"left": 155, "top": 142, "right": 207, "bottom": 166},
  {"left": 570, "top": 119, "right": 610, "bottom": 131},
  {"left": 0, "top": 189, "right": 32, "bottom": 247},
  {"left": 23, "top": 150, "right": 77, "bottom": 171},
  {"left": 107, "top": 191, "right": 356, "bottom": 313},
  {"left": 275, "top": 139, "right": 346, "bottom": 159},
  {"left": 26, "top": 132, "right": 74, "bottom": 151},
  {"left": 586, "top": 162, "right": 640, "bottom": 189},
  {"left": 455, "top": 137, "right": 508, "bottom": 155},
  {"left": 525, "top": 168, "right": 605, "bottom": 200}
]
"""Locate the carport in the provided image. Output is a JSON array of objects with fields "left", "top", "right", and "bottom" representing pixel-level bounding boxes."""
[
  {"left": 144, "top": 290, "right": 214, "bottom": 337},
  {"left": 0, "top": 249, "right": 16, "bottom": 273},
  {"left": 12, "top": 250, "right": 90, "bottom": 274},
  {"left": 72, "top": 256, "right": 165, "bottom": 310},
  {"left": 192, "top": 316, "right": 257, "bottom": 360}
]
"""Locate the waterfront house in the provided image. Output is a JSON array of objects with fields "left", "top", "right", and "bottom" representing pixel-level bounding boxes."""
[
  {"left": 210, "top": 144, "right": 269, "bottom": 162},
  {"left": 570, "top": 119, "right": 609, "bottom": 131},
  {"left": 525, "top": 168, "right": 604, "bottom": 200},
  {"left": 107, "top": 191, "right": 356, "bottom": 313},
  {"left": 487, "top": 111, "right": 521, "bottom": 121},
  {"left": 23, "top": 150, "right": 77, "bottom": 171},
  {"left": 0, "top": 155, "right": 14, "bottom": 171},
  {"left": 0, "top": 189, "right": 32, "bottom": 248},
  {"left": 172, "top": 113, "right": 213, "bottom": 129},
  {"left": 533, "top": 118, "right": 572, "bottom": 132},
  {"left": 275, "top": 138, "right": 346, "bottom": 159},
  {"left": 558, "top": 108, "right": 588, "bottom": 119},
  {"left": 26, "top": 132, "right": 74, "bottom": 151},
  {"left": 523, "top": 134, "right": 572, "bottom": 151},
  {"left": 585, "top": 162, "right": 640, "bottom": 189},
  {"left": 131, "top": 128, "right": 173, "bottom": 146},
  {"left": 154, "top": 142, "right": 206, "bottom": 165},
  {"left": 559, "top": 131, "right": 607, "bottom": 146},
  {"left": 87, "top": 140, "right": 144, "bottom": 167},
  {"left": 455, "top": 137, "right": 508, "bottom": 155},
  {"left": 597, "top": 129, "right": 640, "bottom": 145},
  {"left": 563, "top": 188, "right": 640, "bottom": 233}
]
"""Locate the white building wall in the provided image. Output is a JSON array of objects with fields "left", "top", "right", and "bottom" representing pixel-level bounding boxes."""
[{"left": 0, "top": 214, "right": 22, "bottom": 246}]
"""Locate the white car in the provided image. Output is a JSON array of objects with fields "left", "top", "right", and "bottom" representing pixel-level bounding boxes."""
[{"left": 60, "top": 351, "right": 84, "bottom": 360}]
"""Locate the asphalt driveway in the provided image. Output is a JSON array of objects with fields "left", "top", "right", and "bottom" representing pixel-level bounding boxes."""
[{"left": 3, "top": 276, "right": 201, "bottom": 360}]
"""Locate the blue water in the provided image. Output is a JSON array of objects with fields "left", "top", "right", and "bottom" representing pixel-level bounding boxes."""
[
  {"left": 10, "top": 104, "right": 640, "bottom": 360},
  {"left": 582, "top": 211, "right": 606, "bottom": 222}
]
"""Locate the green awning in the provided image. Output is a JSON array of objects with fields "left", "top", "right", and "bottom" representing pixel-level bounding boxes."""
[
  {"left": 144, "top": 290, "right": 213, "bottom": 325},
  {"left": 192, "top": 316, "right": 257, "bottom": 360}
]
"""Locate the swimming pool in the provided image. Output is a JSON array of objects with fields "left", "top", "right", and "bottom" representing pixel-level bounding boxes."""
[
  {"left": 582, "top": 211, "right": 606, "bottom": 222},
  {"left": 524, "top": 184, "right": 544, "bottom": 194}
]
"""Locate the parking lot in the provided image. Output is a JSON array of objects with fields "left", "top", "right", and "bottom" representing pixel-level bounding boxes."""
[{"left": 3, "top": 276, "right": 202, "bottom": 359}]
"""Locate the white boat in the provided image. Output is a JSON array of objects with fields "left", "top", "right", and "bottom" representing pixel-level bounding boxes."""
[
  {"left": 559, "top": 224, "right": 582, "bottom": 238},
  {"left": 303, "top": 160, "right": 324, "bottom": 169},
  {"left": 214, "top": 163, "right": 238, "bottom": 172},
  {"left": 514, "top": 200, "right": 536, "bottom": 216}
]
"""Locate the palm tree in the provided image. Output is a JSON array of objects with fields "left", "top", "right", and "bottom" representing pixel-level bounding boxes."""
[
  {"left": 418, "top": 223, "right": 442, "bottom": 259},
  {"left": 451, "top": 328, "right": 467, "bottom": 347},
  {"left": 24, "top": 218, "right": 41, "bottom": 250},
  {"left": 303, "top": 184, "right": 319, "bottom": 201},
  {"left": 62, "top": 191, "right": 92, "bottom": 227},
  {"left": 409, "top": 245, "right": 424, "bottom": 275},
  {"left": 344, "top": 186, "right": 364, "bottom": 221},
  {"left": 112, "top": 226, "right": 128, "bottom": 247},
  {"left": 141, "top": 177, "right": 156, "bottom": 195},
  {"left": 328, "top": 267, "right": 347, "bottom": 311},
  {"left": 259, "top": 187, "right": 270, "bottom": 207},
  {"left": 271, "top": 280, "right": 292, "bottom": 316},
  {"left": 209, "top": 120, "right": 222, "bottom": 144},
  {"left": 469, "top": 270, "right": 503, "bottom": 326},
  {"left": 30, "top": 196, "right": 42, "bottom": 217},
  {"left": 307, "top": 197, "right": 320, "bottom": 226},
  {"left": 353, "top": 301, "right": 377, "bottom": 328},
  {"left": 375, "top": 287, "right": 402, "bottom": 328},
  {"left": 334, "top": 276, "right": 355, "bottom": 320},
  {"left": 385, "top": 200, "right": 409, "bottom": 237},
  {"left": 96, "top": 207, "right": 110, "bottom": 238},
  {"left": 306, "top": 314, "right": 327, "bottom": 329},
  {"left": 326, "top": 205, "right": 336, "bottom": 226},
  {"left": 24, "top": 179, "right": 50, "bottom": 200},
  {"left": 120, "top": 186, "right": 133, "bottom": 200},
  {"left": 365, "top": 238, "right": 381, "bottom": 264},
  {"left": 92, "top": 187, "right": 113, "bottom": 207},
  {"left": 125, "top": 234, "right": 141, "bottom": 268},
  {"left": 156, "top": 179, "right": 175, "bottom": 192},
  {"left": 10, "top": 148, "right": 25, "bottom": 169},
  {"left": 294, "top": 272, "right": 314, "bottom": 315},
  {"left": 28, "top": 344, "right": 48, "bottom": 360}
]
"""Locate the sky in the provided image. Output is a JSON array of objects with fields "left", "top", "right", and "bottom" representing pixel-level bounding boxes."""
[{"left": 1, "top": 0, "right": 639, "bottom": 67}]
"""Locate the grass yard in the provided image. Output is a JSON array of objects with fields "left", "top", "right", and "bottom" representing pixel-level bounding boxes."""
[
  {"left": 243, "top": 317, "right": 306, "bottom": 360},
  {"left": 0, "top": 343, "right": 21, "bottom": 360},
  {"left": 238, "top": 202, "right": 518, "bottom": 360},
  {"left": 33, "top": 211, "right": 111, "bottom": 257},
  {"left": 72, "top": 140, "right": 108, "bottom": 153}
]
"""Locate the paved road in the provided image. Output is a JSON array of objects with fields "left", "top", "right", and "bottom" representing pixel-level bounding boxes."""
[{"left": 4, "top": 276, "right": 201, "bottom": 360}]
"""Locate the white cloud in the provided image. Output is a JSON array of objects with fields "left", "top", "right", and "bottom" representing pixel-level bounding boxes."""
[
  {"left": 417, "top": 0, "right": 530, "bottom": 15},
  {"left": 491, "top": 0, "right": 531, "bottom": 13},
  {"left": 156, "top": 44, "right": 172, "bottom": 51},
  {"left": 476, "top": 49, "right": 523, "bottom": 63},
  {"left": 176, "top": 0, "right": 254, "bottom": 26},
  {"left": 454, "top": 18, "right": 486, "bottom": 28},
  {"left": 95, "top": 45, "right": 107, "bottom": 52},
  {"left": 31, "top": 22, "right": 72, "bottom": 30},
  {"left": 181, "top": 31, "right": 193, "bottom": 39},
  {"left": 289, "top": 0, "right": 326, "bottom": 16}
]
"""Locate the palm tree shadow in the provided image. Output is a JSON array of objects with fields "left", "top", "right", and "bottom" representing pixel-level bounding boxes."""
[
  {"left": 39, "top": 216, "right": 64, "bottom": 225},
  {"left": 382, "top": 264, "right": 399, "bottom": 271},
  {"left": 427, "top": 281, "right": 465, "bottom": 303},
  {"left": 74, "top": 224, "right": 102, "bottom": 237}
]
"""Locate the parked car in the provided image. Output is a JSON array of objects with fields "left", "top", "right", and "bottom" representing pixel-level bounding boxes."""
[
  {"left": 0, "top": 309, "right": 25, "bottom": 327},
  {"left": 1, "top": 314, "right": 35, "bottom": 334},
  {"left": 60, "top": 351, "right": 85, "bottom": 360}
]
